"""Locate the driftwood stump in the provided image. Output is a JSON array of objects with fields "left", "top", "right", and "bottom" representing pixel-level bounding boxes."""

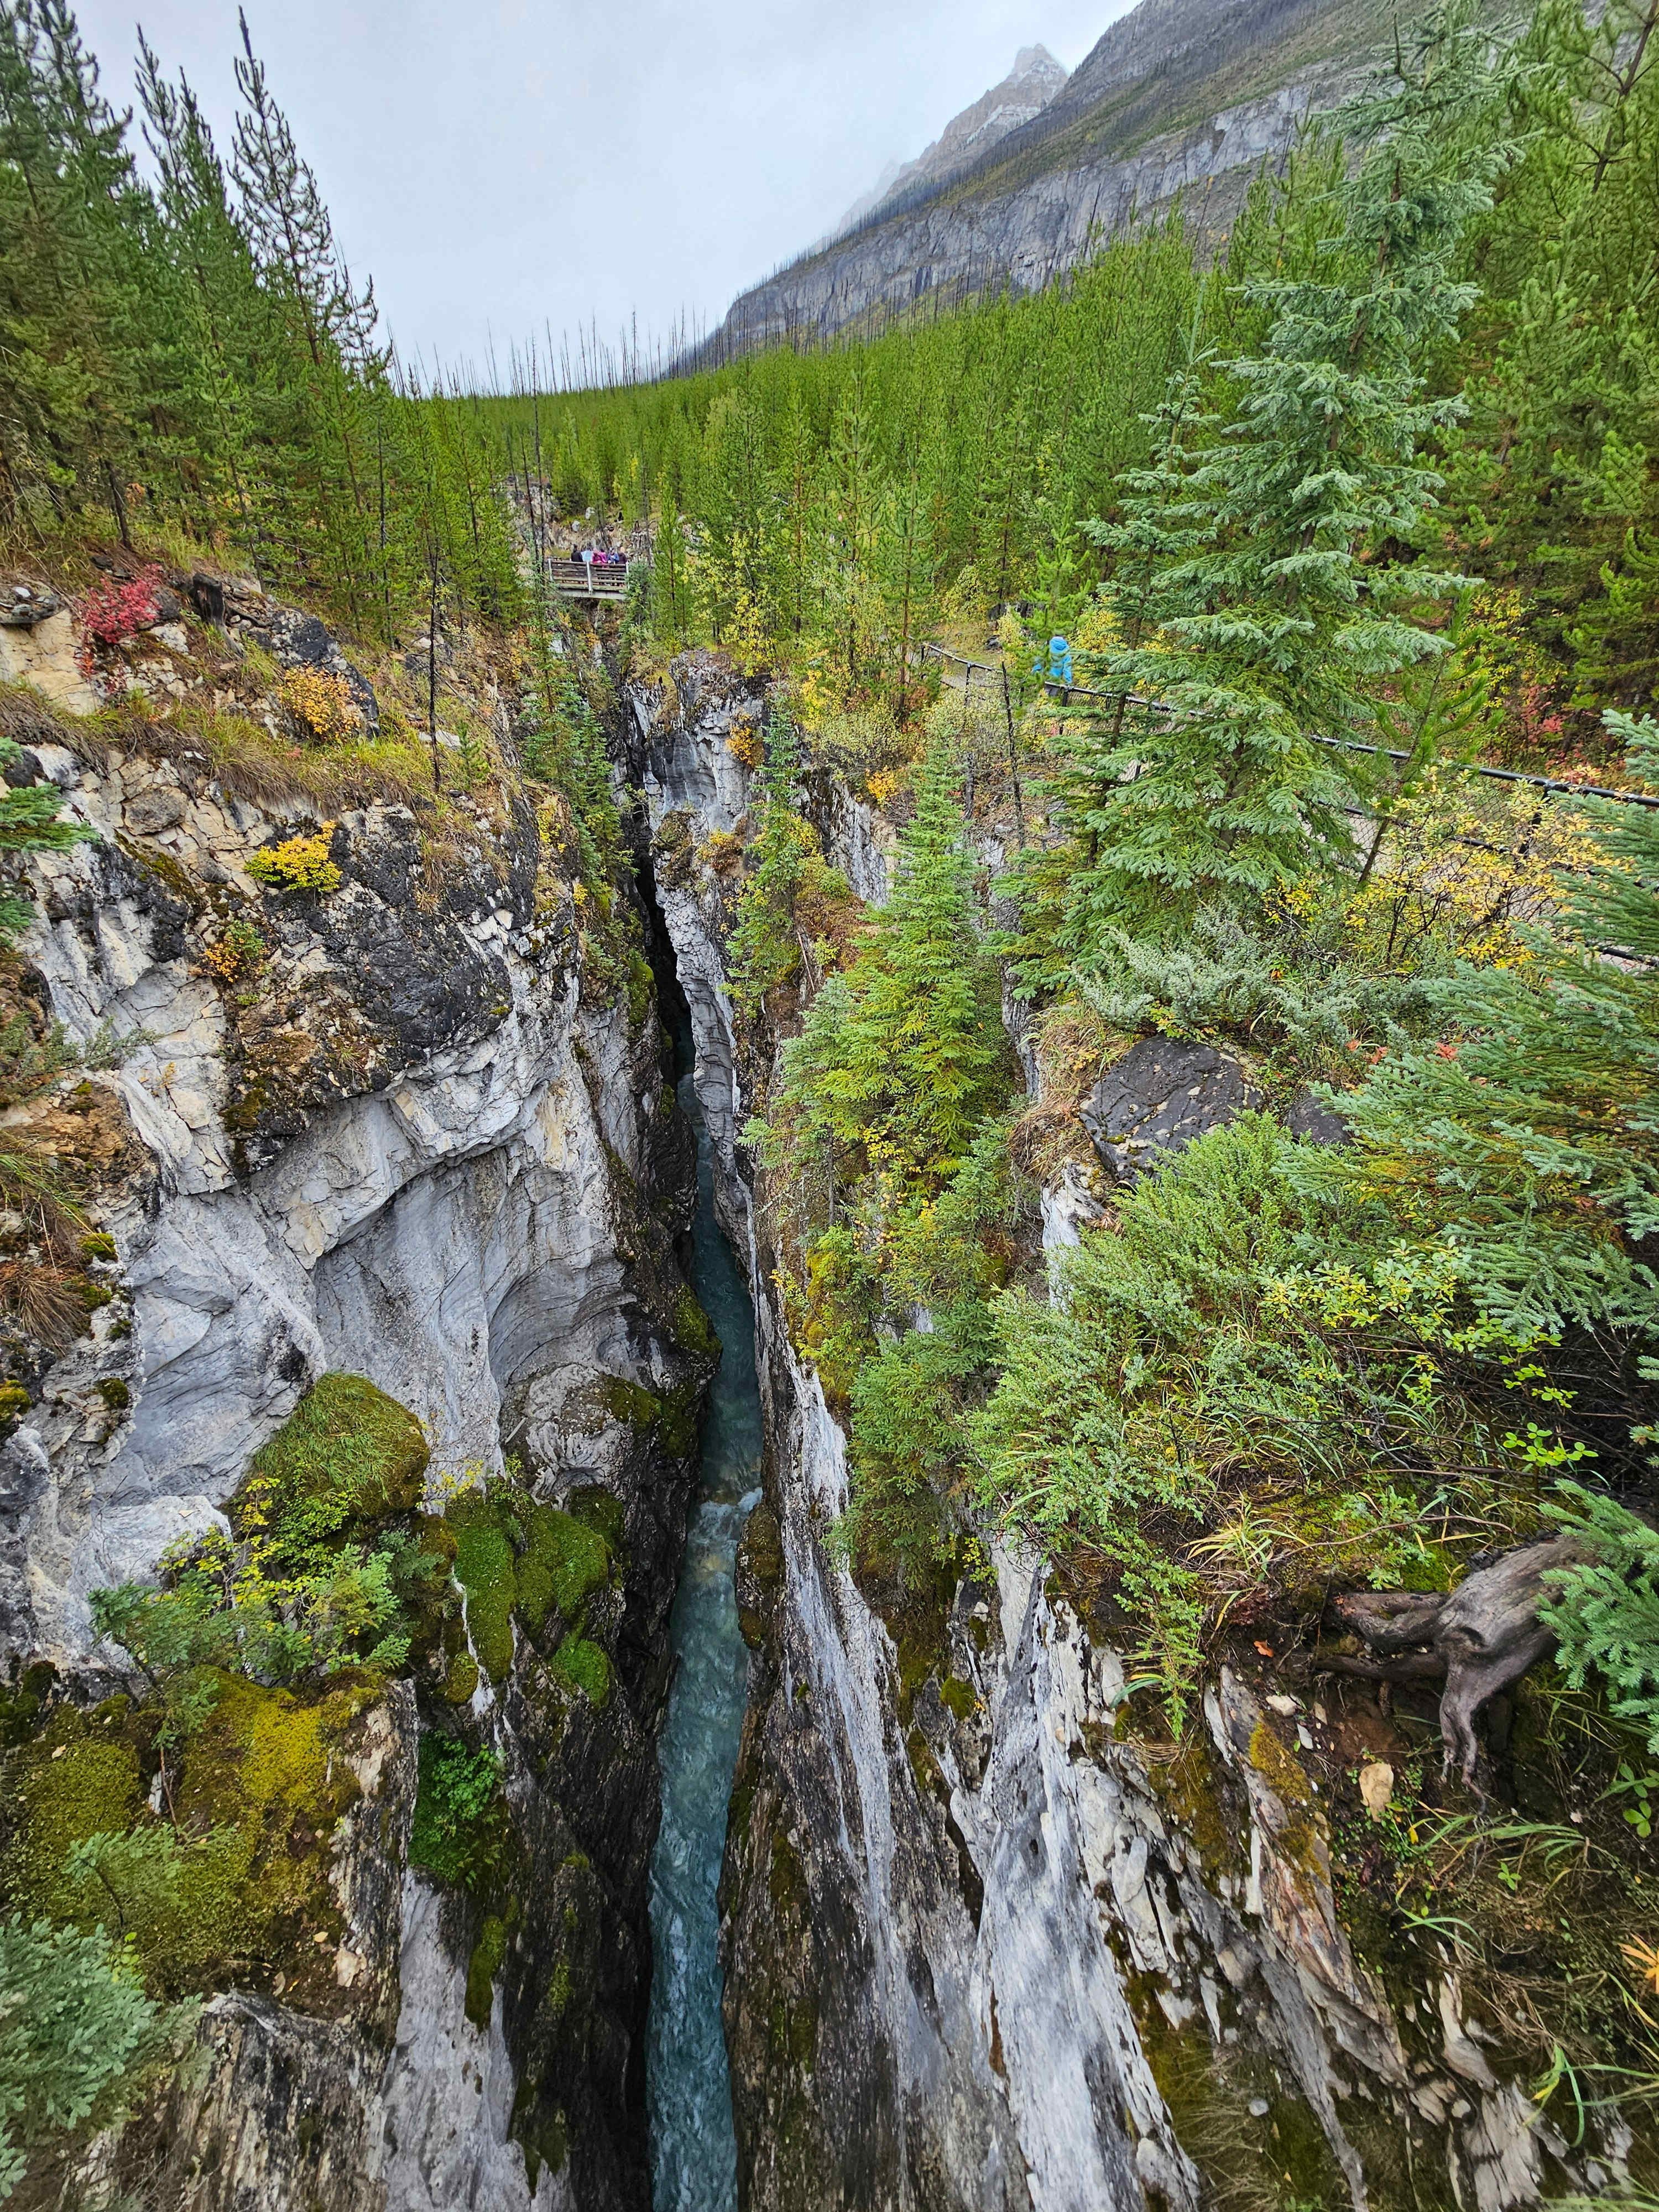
[{"left": 1324, "top": 1534, "right": 1590, "bottom": 1783}]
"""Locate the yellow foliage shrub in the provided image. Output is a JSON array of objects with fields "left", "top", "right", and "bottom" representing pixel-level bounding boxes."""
[
  {"left": 727, "top": 722, "right": 765, "bottom": 770},
  {"left": 202, "top": 917, "right": 267, "bottom": 983},
  {"left": 278, "top": 666, "right": 362, "bottom": 744},
  {"left": 247, "top": 831, "right": 341, "bottom": 896}
]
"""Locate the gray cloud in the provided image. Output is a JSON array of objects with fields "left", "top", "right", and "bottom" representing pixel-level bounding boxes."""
[{"left": 72, "top": 0, "right": 1126, "bottom": 379}]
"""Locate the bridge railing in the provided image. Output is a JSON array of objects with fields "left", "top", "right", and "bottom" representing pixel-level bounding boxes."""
[{"left": 547, "top": 556, "right": 636, "bottom": 594}]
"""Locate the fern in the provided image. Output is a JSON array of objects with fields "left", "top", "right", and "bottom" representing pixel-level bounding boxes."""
[{"left": 0, "top": 1916, "right": 172, "bottom": 2197}]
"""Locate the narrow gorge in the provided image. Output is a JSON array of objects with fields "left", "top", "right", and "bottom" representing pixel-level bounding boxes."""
[{"left": 0, "top": 564, "right": 1645, "bottom": 2212}]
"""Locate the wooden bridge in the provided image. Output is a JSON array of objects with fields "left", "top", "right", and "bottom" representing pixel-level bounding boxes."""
[{"left": 547, "top": 556, "right": 637, "bottom": 602}]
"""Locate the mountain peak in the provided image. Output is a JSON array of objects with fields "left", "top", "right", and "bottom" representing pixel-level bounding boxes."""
[{"left": 826, "top": 40, "right": 1070, "bottom": 243}]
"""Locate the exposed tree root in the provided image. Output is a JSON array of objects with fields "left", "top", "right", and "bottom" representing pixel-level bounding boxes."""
[{"left": 1322, "top": 1535, "right": 1590, "bottom": 1784}]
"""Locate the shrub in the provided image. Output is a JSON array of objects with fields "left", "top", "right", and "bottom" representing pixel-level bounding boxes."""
[
  {"left": 277, "top": 666, "right": 362, "bottom": 744},
  {"left": 727, "top": 721, "right": 764, "bottom": 769},
  {"left": 408, "top": 1736, "right": 503, "bottom": 1889},
  {"left": 247, "top": 832, "right": 341, "bottom": 895},
  {"left": 0, "top": 1915, "right": 171, "bottom": 2197},
  {"left": 77, "top": 566, "right": 164, "bottom": 649},
  {"left": 202, "top": 917, "right": 267, "bottom": 985},
  {"left": 971, "top": 1114, "right": 1567, "bottom": 1716}
]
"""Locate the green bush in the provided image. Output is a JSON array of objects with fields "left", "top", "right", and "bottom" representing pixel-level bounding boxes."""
[
  {"left": 971, "top": 1114, "right": 1566, "bottom": 1713},
  {"left": 0, "top": 1916, "right": 174, "bottom": 2198},
  {"left": 409, "top": 1737, "right": 503, "bottom": 1890}
]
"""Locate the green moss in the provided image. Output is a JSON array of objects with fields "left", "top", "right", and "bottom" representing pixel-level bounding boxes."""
[
  {"left": 515, "top": 1505, "right": 610, "bottom": 1634},
  {"left": 550, "top": 1636, "right": 612, "bottom": 1709},
  {"left": 96, "top": 1378, "right": 129, "bottom": 1411},
  {"left": 659, "top": 1379, "right": 702, "bottom": 1457},
  {"left": 451, "top": 1516, "right": 517, "bottom": 1684},
  {"left": 600, "top": 1375, "right": 661, "bottom": 1428},
  {"left": 672, "top": 1284, "right": 719, "bottom": 1361},
  {"left": 567, "top": 1484, "right": 625, "bottom": 1556},
  {"left": 2, "top": 1714, "right": 142, "bottom": 1920},
  {"left": 0, "top": 1382, "right": 30, "bottom": 1421},
  {"left": 1146, "top": 1729, "right": 1246, "bottom": 1878},
  {"left": 0, "top": 1662, "right": 54, "bottom": 1747},
  {"left": 442, "top": 1650, "right": 480, "bottom": 1705},
  {"left": 627, "top": 951, "right": 655, "bottom": 1031},
  {"left": 49, "top": 1671, "right": 364, "bottom": 1996},
  {"left": 769, "top": 1832, "right": 807, "bottom": 1915},
  {"left": 235, "top": 1373, "right": 429, "bottom": 1565},
  {"left": 465, "top": 1913, "right": 509, "bottom": 2028},
  {"left": 940, "top": 1676, "right": 977, "bottom": 1724},
  {"left": 1248, "top": 1721, "right": 1313, "bottom": 1809},
  {"left": 79, "top": 1233, "right": 117, "bottom": 1261}
]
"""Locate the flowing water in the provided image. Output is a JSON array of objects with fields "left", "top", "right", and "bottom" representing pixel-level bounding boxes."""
[{"left": 646, "top": 1066, "right": 761, "bottom": 2212}]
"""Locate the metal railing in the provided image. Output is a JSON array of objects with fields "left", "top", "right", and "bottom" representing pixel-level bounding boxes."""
[{"left": 917, "top": 640, "right": 1659, "bottom": 811}]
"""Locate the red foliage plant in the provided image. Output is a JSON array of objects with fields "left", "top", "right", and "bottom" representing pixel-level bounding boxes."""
[{"left": 79, "top": 565, "right": 164, "bottom": 649}]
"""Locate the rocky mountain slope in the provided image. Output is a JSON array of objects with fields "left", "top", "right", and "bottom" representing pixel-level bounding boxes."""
[
  {"left": 823, "top": 46, "right": 1070, "bottom": 247},
  {"left": 698, "top": 0, "right": 1390, "bottom": 356}
]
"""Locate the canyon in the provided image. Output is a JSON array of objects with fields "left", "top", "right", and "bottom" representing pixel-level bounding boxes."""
[{"left": 0, "top": 596, "right": 1632, "bottom": 2212}]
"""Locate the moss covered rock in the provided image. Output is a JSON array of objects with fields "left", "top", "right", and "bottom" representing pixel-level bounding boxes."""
[
  {"left": 234, "top": 1371, "right": 429, "bottom": 1565},
  {"left": 550, "top": 1637, "right": 612, "bottom": 1709}
]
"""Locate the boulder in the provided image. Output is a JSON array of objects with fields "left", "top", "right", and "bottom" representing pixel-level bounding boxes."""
[
  {"left": 1081, "top": 1036, "right": 1261, "bottom": 1182},
  {"left": 1286, "top": 1085, "right": 1349, "bottom": 1146}
]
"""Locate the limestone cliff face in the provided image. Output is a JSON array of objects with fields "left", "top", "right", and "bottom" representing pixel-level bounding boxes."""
[
  {"left": 621, "top": 655, "right": 1615, "bottom": 2212},
  {"left": 0, "top": 598, "right": 706, "bottom": 2211},
  {"left": 701, "top": 0, "right": 1386, "bottom": 357},
  {"left": 825, "top": 46, "right": 1070, "bottom": 247}
]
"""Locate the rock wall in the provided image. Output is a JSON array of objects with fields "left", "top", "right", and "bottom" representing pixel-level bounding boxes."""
[
  {"left": 622, "top": 656, "right": 1620, "bottom": 2212},
  {"left": 0, "top": 612, "right": 707, "bottom": 2211}
]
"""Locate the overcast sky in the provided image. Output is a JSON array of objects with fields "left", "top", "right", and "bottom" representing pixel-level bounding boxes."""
[{"left": 71, "top": 0, "right": 1129, "bottom": 385}]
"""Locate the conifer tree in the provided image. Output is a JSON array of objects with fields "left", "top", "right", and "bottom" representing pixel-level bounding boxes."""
[
  {"left": 1022, "top": 11, "right": 1513, "bottom": 948},
  {"left": 779, "top": 746, "right": 1004, "bottom": 1182}
]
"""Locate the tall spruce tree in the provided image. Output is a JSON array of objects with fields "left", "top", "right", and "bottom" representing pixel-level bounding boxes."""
[
  {"left": 779, "top": 745, "right": 1004, "bottom": 1182},
  {"left": 1034, "top": 10, "right": 1512, "bottom": 950}
]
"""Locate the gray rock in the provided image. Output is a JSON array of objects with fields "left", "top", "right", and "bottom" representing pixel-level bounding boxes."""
[
  {"left": 1286, "top": 1086, "right": 1349, "bottom": 1147},
  {"left": 1080, "top": 1036, "right": 1261, "bottom": 1182},
  {"left": 124, "top": 785, "right": 189, "bottom": 835}
]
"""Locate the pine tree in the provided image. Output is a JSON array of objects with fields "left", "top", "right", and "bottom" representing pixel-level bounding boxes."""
[
  {"left": 781, "top": 745, "right": 1004, "bottom": 1181},
  {"left": 1026, "top": 12, "right": 1513, "bottom": 948},
  {"left": 0, "top": 0, "right": 156, "bottom": 529}
]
